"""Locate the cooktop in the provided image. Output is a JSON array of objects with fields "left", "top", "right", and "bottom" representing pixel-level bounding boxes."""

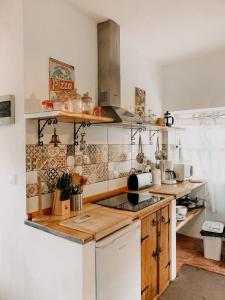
[{"left": 95, "top": 193, "right": 164, "bottom": 212}]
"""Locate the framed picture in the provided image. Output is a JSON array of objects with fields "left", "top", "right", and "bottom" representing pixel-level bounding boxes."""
[
  {"left": 49, "top": 58, "right": 75, "bottom": 101},
  {"left": 135, "top": 87, "right": 146, "bottom": 117}
]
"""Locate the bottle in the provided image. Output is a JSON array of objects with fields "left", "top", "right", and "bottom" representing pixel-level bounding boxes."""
[
  {"left": 152, "top": 168, "right": 161, "bottom": 185},
  {"left": 81, "top": 92, "right": 93, "bottom": 115}
]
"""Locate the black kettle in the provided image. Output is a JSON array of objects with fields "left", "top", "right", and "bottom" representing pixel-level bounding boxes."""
[{"left": 164, "top": 111, "right": 174, "bottom": 127}]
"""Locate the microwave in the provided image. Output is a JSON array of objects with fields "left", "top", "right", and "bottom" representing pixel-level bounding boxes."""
[
  {"left": 174, "top": 163, "right": 193, "bottom": 182},
  {"left": 0, "top": 95, "right": 15, "bottom": 125}
]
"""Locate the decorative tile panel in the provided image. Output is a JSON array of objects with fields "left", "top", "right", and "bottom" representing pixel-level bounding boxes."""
[{"left": 108, "top": 145, "right": 131, "bottom": 162}]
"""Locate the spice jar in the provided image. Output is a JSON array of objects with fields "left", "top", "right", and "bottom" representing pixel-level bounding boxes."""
[
  {"left": 81, "top": 92, "right": 93, "bottom": 115},
  {"left": 68, "top": 89, "right": 82, "bottom": 113}
]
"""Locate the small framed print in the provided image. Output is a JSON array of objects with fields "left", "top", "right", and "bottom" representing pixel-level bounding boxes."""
[{"left": 135, "top": 87, "right": 146, "bottom": 117}]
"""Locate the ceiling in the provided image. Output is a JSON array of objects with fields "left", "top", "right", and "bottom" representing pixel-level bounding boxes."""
[{"left": 68, "top": 0, "right": 225, "bottom": 64}]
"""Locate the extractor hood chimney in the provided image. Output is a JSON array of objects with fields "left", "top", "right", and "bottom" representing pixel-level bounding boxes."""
[{"left": 97, "top": 20, "right": 141, "bottom": 125}]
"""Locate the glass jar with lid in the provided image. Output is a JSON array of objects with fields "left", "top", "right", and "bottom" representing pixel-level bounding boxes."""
[
  {"left": 67, "top": 89, "right": 82, "bottom": 113},
  {"left": 81, "top": 92, "right": 93, "bottom": 115}
]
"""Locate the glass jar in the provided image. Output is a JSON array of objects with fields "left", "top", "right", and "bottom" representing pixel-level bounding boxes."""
[
  {"left": 68, "top": 89, "right": 82, "bottom": 113},
  {"left": 81, "top": 92, "right": 93, "bottom": 115}
]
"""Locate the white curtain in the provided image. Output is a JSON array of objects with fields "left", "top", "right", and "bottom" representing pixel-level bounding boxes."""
[{"left": 179, "top": 119, "right": 225, "bottom": 213}]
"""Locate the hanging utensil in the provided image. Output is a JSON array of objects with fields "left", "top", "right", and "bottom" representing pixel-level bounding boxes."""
[
  {"left": 80, "top": 132, "right": 86, "bottom": 151},
  {"left": 136, "top": 134, "right": 144, "bottom": 163},
  {"left": 155, "top": 135, "right": 161, "bottom": 161}
]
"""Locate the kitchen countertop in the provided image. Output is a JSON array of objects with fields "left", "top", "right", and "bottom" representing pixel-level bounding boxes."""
[
  {"left": 147, "top": 180, "right": 206, "bottom": 198},
  {"left": 25, "top": 194, "right": 174, "bottom": 244},
  {"left": 25, "top": 180, "right": 206, "bottom": 244}
]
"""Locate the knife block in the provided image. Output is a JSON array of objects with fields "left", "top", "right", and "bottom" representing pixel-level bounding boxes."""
[{"left": 52, "top": 189, "right": 70, "bottom": 216}]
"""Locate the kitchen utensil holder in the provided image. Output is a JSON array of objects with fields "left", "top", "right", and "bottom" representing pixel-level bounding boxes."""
[
  {"left": 52, "top": 189, "right": 70, "bottom": 216},
  {"left": 70, "top": 194, "right": 83, "bottom": 211}
]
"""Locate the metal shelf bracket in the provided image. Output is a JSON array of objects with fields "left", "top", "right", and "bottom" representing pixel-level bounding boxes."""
[
  {"left": 74, "top": 121, "right": 91, "bottom": 146},
  {"left": 38, "top": 118, "right": 58, "bottom": 146}
]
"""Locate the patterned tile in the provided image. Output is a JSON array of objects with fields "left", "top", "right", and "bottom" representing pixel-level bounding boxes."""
[
  {"left": 75, "top": 154, "right": 83, "bottom": 166},
  {"left": 57, "top": 156, "right": 66, "bottom": 168},
  {"left": 96, "top": 163, "right": 108, "bottom": 182},
  {"left": 26, "top": 183, "right": 39, "bottom": 198},
  {"left": 46, "top": 168, "right": 59, "bottom": 184},
  {"left": 26, "top": 145, "right": 38, "bottom": 157},
  {"left": 82, "top": 163, "right": 108, "bottom": 184},
  {"left": 58, "top": 145, "right": 67, "bottom": 157},
  {"left": 108, "top": 161, "right": 131, "bottom": 179},
  {"left": 48, "top": 157, "right": 58, "bottom": 169},
  {"left": 36, "top": 146, "right": 48, "bottom": 157},
  {"left": 26, "top": 156, "right": 37, "bottom": 172},
  {"left": 67, "top": 144, "right": 75, "bottom": 156},
  {"left": 48, "top": 145, "right": 60, "bottom": 157},
  {"left": 36, "top": 157, "right": 48, "bottom": 170},
  {"left": 108, "top": 145, "right": 131, "bottom": 162}
]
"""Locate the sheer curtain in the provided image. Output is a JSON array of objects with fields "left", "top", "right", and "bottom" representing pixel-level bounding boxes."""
[{"left": 179, "top": 119, "right": 225, "bottom": 214}]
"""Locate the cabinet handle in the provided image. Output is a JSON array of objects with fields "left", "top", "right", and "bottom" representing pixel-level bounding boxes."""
[
  {"left": 141, "top": 235, "right": 149, "bottom": 243},
  {"left": 141, "top": 286, "right": 149, "bottom": 295},
  {"left": 161, "top": 216, "right": 170, "bottom": 224},
  {"left": 166, "top": 260, "right": 171, "bottom": 268},
  {"left": 152, "top": 219, "right": 157, "bottom": 226},
  {"left": 157, "top": 247, "right": 162, "bottom": 255},
  {"left": 152, "top": 250, "right": 157, "bottom": 259}
]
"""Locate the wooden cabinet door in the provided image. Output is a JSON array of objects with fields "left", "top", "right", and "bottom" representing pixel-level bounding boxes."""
[
  {"left": 141, "top": 213, "right": 158, "bottom": 300},
  {"left": 158, "top": 205, "right": 170, "bottom": 294}
]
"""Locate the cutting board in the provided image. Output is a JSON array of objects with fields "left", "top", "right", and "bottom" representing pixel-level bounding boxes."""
[
  {"left": 59, "top": 207, "right": 133, "bottom": 241},
  {"left": 149, "top": 184, "right": 191, "bottom": 198}
]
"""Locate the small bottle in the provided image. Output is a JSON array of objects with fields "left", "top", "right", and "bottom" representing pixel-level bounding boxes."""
[{"left": 82, "top": 92, "right": 93, "bottom": 115}]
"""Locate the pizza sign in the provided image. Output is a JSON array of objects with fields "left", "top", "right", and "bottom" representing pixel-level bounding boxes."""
[{"left": 49, "top": 58, "right": 75, "bottom": 100}]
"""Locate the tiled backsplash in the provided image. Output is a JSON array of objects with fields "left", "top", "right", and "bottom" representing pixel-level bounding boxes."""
[{"left": 26, "top": 123, "right": 160, "bottom": 213}]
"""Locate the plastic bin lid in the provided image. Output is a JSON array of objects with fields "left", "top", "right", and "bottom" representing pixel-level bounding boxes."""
[{"left": 202, "top": 221, "right": 224, "bottom": 233}]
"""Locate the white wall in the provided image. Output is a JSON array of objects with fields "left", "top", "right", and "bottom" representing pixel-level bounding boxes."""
[
  {"left": 24, "top": 0, "right": 162, "bottom": 115},
  {"left": 161, "top": 47, "right": 225, "bottom": 112},
  {"left": 0, "top": 1, "right": 25, "bottom": 299},
  {"left": 24, "top": 0, "right": 98, "bottom": 113}
]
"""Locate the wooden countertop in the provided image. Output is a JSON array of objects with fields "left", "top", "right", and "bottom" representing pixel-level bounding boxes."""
[
  {"left": 25, "top": 181, "right": 205, "bottom": 244},
  {"left": 25, "top": 194, "right": 174, "bottom": 244},
  {"left": 147, "top": 180, "right": 206, "bottom": 199}
]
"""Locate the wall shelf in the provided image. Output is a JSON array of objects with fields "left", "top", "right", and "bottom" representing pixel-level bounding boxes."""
[{"left": 25, "top": 110, "right": 114, "bottom": 124}]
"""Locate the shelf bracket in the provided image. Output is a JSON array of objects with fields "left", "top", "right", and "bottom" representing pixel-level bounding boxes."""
[
  {"left": 131, "top": 127, "right": 144, "bottom": 145},
  {"left": 38, "top": 118, "right": 58, "bottom": 146},
  {"left": 74, "top": 121, "right": 91, "bottom": 146}
]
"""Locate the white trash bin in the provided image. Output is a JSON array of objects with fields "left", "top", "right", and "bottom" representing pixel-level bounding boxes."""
[{"left": 201, "top": 221, "right": 224, "bottom": 261}]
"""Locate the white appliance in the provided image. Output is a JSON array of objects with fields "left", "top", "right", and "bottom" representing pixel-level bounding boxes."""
[
  {"left": 174, "top": 163, "right": 193, "bottom": 181},
  {"left": 96, "top": 221, "right": 141, "bottom": 300}
]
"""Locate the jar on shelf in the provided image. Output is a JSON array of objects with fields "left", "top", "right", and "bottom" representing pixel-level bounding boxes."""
[
  {"left": 81, "top": 92, "right": 93, "bottom": 115},
  {"left": 68, "top": 89, "right": 82, "bottom": 113}
]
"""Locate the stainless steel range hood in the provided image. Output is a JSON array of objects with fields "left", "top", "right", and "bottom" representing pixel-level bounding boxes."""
[{"left": 97, "top": 20, "right": 141, "bottom": 125}]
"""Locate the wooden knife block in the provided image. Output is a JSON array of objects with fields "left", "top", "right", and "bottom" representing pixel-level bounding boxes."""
[{"left": 52, "top": 189, "right": 70, "bottom": 216}]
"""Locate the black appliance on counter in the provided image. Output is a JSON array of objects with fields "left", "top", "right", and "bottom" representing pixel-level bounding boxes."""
[{"left": 96, "top": 192, "right": 164, "bottom": 212}]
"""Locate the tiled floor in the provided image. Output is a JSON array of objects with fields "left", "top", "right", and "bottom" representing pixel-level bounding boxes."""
[{"left": 177, "top": 233, "right": 225, "bottom": 276}]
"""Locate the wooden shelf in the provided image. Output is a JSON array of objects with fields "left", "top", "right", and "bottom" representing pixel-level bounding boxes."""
[
  {"left": 176, "top": 207, "right": 205, "bottom": 232},
  {"left": 25, "top": 110, "right": 114, "bottom": 124}
]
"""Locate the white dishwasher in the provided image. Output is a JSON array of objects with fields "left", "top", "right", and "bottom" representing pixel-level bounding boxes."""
[{"left": 96, "top": 220, "right": 141, "bottom": 300}]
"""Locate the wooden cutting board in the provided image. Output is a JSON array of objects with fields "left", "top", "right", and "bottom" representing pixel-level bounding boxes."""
[
  {"left": 60, "top": 207, "right": 133, "bottom": 241},
  {"left": 149, "top": 184, "right": 191, "bottom": 198}
]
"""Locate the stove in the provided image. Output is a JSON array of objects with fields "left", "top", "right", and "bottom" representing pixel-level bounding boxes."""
[{"left": 95, "top": 192, "right": 164, "bottom": 212}]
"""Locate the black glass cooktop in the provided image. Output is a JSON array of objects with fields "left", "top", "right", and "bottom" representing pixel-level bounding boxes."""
[{"left": 96, "top": 193, "right": 164, "bottom": 212}]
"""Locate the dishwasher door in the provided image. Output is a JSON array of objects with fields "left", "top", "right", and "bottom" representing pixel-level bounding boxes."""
[{"left": 96, "top": 220, "right": 141, "bottom": 300}]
